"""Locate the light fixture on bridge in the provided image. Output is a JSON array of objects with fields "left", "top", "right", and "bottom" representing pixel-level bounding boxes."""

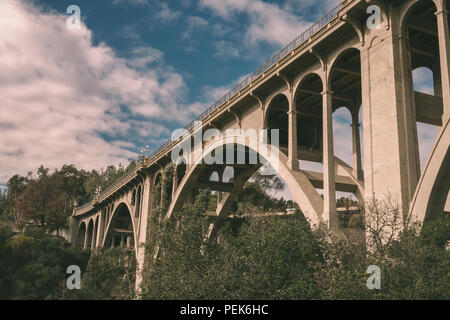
[
  {"left": 144, "top": 145, "right": 150, "bottom": 159},
  {"left": 94, "top": 186, "right": 102, "bottom": 198}
]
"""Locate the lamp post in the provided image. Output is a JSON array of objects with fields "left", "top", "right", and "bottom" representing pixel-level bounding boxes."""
[
  {"left": 144, "top": 145, "right": 150, "bottom": 159},
  {"left": 95, "top": 186, "right": 102, "bottom": 199}
]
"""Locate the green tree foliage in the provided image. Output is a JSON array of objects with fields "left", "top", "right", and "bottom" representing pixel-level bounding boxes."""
[
  {"left": 1, "top": 160, "right": 448, "bottom": 300},
  {"left": 141, "top": 190, "right": 322, "bottom": 300},
  {"left": 3, "top": 162, "right": 136, "bottom": 232},
  {"left": 141, "top": 189, "right": 449, "bottom": 300},
  {"left": 68, "top": 248, "right": 136, "bottom": 300},
  {"left": 0, "top": 223, "right": 89, "bottom": 299}
]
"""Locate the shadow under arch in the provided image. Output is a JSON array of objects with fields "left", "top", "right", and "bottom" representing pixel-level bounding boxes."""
[
  {"left": 102, "top": 202, "right": 137, "bottom": 257},
  {"left": 86, "top": 219, "right": 94, "bottom": 248},
  {"left": 165, "top": 134, "right": 325, "bottom": 228},
  {"left": 265, "top": 93, "right": 289, "bottom": 148},
  {"left": 294, "top": 73, "right": 324, "bottom": 155},
  {"left": 77, "top": 221, "right": 86, "bottom": 247}
]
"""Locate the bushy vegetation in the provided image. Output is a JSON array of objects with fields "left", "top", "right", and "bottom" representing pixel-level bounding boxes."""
[
  {"left": 141, "top": 190, "right": 449, "bottom": 300},
  {"left": 0, "top": 223, "right": 89, "bottom": 299},
  {"left": 0, "top": 163, "right": 448, "bottom": 300},
  {"left": 0, "top": 163, "right": 136, "bottom": 233}
]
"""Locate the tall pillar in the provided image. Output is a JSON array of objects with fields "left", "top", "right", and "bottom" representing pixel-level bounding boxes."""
[
  {"left": 351, "top": 110, "right": 363, "bottom": 180},
  {"left": 83, "top": 222, "right": 88, "bottom": 250},
  {"left": 361, "top": 24, "right": 421, "bottom": 218},
  {"left": 172, "top": 169, "right": 178, "bottom": 200},
  {"left": 160, "top": 182, "right": 164, "bottom": 207},
  {"left": 435, "top": 5, "right": 450, "bottom": 122},
  {"left": 322, "top": 90, "right": 338, "bottom": 230},
  {"left": 91, "top": 219, "right": 96, "bottom": 249},
  {"left": 287, "top": 109, "right": 299, "bottom": 170},
  {"left": 95, "top": 212, "right": 103, "bottom": 248},
  {"left": 135, "top": 175, "right": 151, "bottom": 295}
]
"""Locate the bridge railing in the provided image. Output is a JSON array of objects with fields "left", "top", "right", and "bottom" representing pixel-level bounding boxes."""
[
  {"left": 74, "top": 1, "right": 351, "bottom": 215},
  {"left": 148, "top": 3, "right": 344, "bottom": 161}
]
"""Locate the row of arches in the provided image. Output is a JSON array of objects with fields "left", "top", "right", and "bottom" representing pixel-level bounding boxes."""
[{"left": 74, "top": 0, "right": 449, "bottom": 253}]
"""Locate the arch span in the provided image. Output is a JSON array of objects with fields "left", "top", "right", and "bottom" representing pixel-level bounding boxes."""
[
  {"left": 165, "top": 134, "right": 324, "bottom": 227},
  {"left": 102, "top": 202, "right": 138, "bottom": 257}
]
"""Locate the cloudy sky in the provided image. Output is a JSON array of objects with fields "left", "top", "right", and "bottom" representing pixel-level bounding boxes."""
[{"left": 0, "top": 0, "right": 437, "bottom": 190}]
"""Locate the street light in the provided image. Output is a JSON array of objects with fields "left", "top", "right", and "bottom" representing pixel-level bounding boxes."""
[
  {"left": 95, "top": 186, "right": 102, "bottom": 198},
  {"left": 144, "top": 145, "right": 150, "bottom": 159}
]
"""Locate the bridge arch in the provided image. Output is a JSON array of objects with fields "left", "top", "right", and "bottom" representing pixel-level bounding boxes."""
[
  {"left": 294, "top": 73, "right": 324, "bottom": 155},
  {"left": 153, "top": 171, "right": 164, "bottom": 208},
  {"left": 400, "top": 0, "right": 442, "bottom": 30},
  {"left": 265, "top": 93, "right": 290, "bottom": 147},
  {"left": 165, "top": 134, "right": 324, "bottom": 227},
  {"left": 102, "top": 201, "right": 137, "bottom": 257}
]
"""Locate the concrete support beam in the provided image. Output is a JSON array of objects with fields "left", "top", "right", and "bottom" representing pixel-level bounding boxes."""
[
  {"left": 351, "top": 110, "right": 363, "bottom": 181},
  {"left": 135, "top": 176, "right": 151, "bottom": 294},
  {"left": 322, "top": 90, "right": 338, "bottom": 230},
  {"left": 95, "top": 212, "right": 103, "bottom": 248},
  {"left": 197, "top": 181, "right": 234, "bottom": 192},
  {"left": 91, "top": 220, "right": 96, "bottom": 249},
  {"left": 415, "top": 91, "right": 444, "bottom": 126},
  {"left": 435, "top": 6, "right": 450, "bottom": 122},
  {"left": 83, "top": 223, "right": 88, "bottom": 250},
  {"left": 303, "top": 170, "right": 358, "bottom": 193},
  {"left": 287, "top": 110, "right": 299, "bottom": 170}
]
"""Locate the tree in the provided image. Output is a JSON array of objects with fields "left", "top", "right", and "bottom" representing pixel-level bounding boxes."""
[
  {"left": 15, "top": 168, "right": 69, "bottom": 233},
  {"left": 0, "top": 223, "right": 89, "bottom": 300},
  {"left": 70, "top": 248, "right": 136, "bottom": 300}
]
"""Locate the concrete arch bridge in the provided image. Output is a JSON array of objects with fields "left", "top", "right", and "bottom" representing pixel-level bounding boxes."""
[{"left": 70, "top": 0, "right": 450, "bottom": 283}]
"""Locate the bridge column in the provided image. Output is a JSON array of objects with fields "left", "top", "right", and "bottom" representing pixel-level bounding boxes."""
[
  {"left": 91, "top": 219, "right": 96, "bottom": 249},
  {"left": 351, "top": 108, "right": 363, "bottom": 181},
  {"left": 135, "top": 175, "right": 151, "bottom": 294},
  {"left": 360, "top": 25, "right": 421, "bottom": 218},
  {"left": 172, "top": 172, "right": 177, "bottom": 201},
  {"left": 435, "top": 4, "right": 450, "bottom": 122},
  {"left": 83, "top": 221, "right": 88, "bottom": 250},
  {"left": 322, "top": 89, "right": 338, "bottom": 230},
  {"left": 287, "top": 109, "right": 299, "bottom": 170},
  {"left": 95, "top": 212, "right": 103, "bottom": 248}
]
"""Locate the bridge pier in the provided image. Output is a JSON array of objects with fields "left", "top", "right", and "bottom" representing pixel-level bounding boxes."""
[
  {"left": 435, "top": 1, "right": 450, "bottom": 122},
  {"left": 322, "top": 89, "right": 339, "bottom": 230}
]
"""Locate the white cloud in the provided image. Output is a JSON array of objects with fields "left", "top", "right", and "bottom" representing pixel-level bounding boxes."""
[
  {"left": 182, "top": 16, "right": 209, "bottom": 39},
  {"left": 154, "top": 2, "right": 182, "bottom": 23},
  {"left": 413, "top": 67, "right": 434, "bottom": 95},
  {"left": 213, "top": 40, "right": 240, "bottom": 60},
  {"left": 0, "top": 0, "right": 195, "bottom": 183},
  {"left": 199, "top": 0, "right": 319, "bottom": 46}
]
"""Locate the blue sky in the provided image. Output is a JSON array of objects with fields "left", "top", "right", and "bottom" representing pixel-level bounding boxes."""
[{"left": 0, "top": 0, "right": 437, "bottom": 191}]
